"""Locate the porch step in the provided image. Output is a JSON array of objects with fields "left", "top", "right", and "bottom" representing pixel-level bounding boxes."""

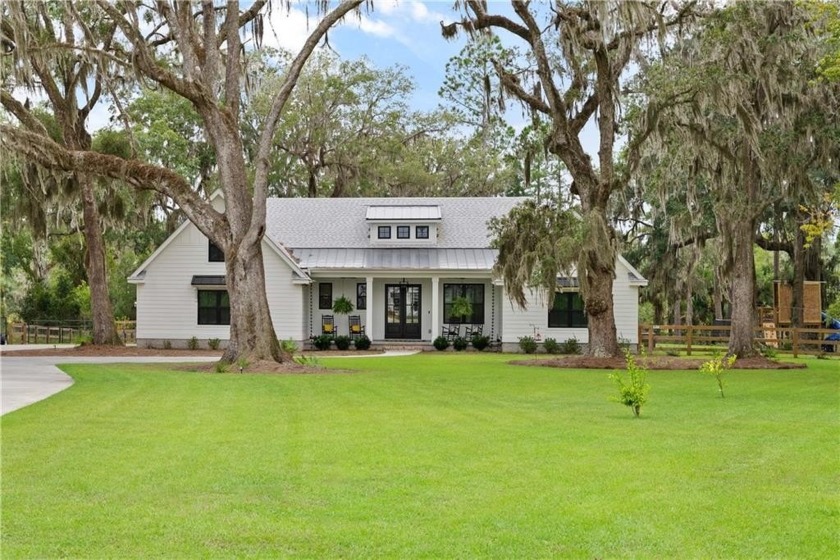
[{"left": 372, "top": 340, "right": 433, "bottom": 351}]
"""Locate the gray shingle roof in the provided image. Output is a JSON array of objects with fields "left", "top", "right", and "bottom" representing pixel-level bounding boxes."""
[{"left": 266, "top": 197, "right": 527, "bottom": 251}]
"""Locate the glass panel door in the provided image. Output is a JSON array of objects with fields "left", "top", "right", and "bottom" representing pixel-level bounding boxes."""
[{"left": 384, "top": 284, "right": 422, "bottom": 339}]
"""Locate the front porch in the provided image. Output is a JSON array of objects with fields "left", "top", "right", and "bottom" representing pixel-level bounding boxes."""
[{"left": 304, "top": 275, "right": 503, "bottom": 344}]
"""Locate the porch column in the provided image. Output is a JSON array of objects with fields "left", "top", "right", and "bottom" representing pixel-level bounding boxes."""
[
  {"left": 365, "top": 276, "right": 374, "bottom": 340},
  {"left": 431, "top": 276, "right": 440, "bottom": 340}
]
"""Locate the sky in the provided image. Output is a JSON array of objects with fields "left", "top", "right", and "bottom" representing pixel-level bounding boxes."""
[
  {"left": 80, "top": 1, "right": 597, "bottom": 156},
  {"left": 260, "top": 0, "right": 472, "bottom": 113}
]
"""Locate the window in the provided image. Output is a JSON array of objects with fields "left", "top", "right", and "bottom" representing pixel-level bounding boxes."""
[
  {"left": 416, "top": 225, "right": 429, "bottom": 239},
  {"left": 548, "top": 292, "right": 587, "bottom": 328},
  {"left": 208, "top": 241, "right": 224, "bottom": 262},
  {"left": 443, "top": 283, "right": 485, "bottom": 324},
  {"left": 319, "top": 283, "right": 333, "bottom": 309},
  {"left": 378, "top": 226, "right": 391, "bottom": 239},
  {"left": 397, "top": 225, "right": 410, "bottom": 239},
  {"left": 356, "top": 282, "right": 367, "bottom": 310},
  {"left": 198, "top": 290, "right": 230, "bottom": 325}
]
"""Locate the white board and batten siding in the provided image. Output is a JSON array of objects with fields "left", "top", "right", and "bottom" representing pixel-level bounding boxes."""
[
  {"left": 500, "top": 258, "right": 642, "bottom": 347},
  {"left": 134, "top": 222, "right": 306, "bottom": 346}
]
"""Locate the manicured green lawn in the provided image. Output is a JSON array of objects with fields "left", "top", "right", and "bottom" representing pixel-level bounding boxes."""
[{"left": 1, "top": 354, "right": 838, "bottom": 558}]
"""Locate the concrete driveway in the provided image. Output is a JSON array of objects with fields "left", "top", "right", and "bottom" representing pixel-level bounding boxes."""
[{"left": 0, "top": 345, "right": 218, "bottom": 415}]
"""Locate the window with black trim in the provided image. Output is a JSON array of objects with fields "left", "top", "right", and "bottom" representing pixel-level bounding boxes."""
[
  {"left": 356, "top": 283, "right": 367, "bottom": 310},
  {"left": 548, "top": 292, "right": 587, "bottom": 328},
  {"left": 397, "top": 225, "right": 410, "bottom": 239},
  {"left": 378, "top": 226, "right": 391, "bottom": 239},
  {"left": 208, "top": 241, "right": 224, "bottom": 262},
  {"left": 416, "top": 225, "right": 429, "bottom": 239},
  {"left": 443, "top": 283, "right": 485, "bottom": 324},
  {"left": 319, "top": 283, "right": 333, "bottom": 309},
  {"left": 198, "top": 290, "right": 230, "bottom": 325}
]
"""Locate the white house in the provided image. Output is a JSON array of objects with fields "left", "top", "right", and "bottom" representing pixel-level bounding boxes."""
[{"left": 129, "top": 197, "right": 647, "bottom": 350}]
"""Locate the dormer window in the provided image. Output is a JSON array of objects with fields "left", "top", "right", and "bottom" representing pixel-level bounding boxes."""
[{"left": 366, "top": 205, "right": 440, "bottom": 246}]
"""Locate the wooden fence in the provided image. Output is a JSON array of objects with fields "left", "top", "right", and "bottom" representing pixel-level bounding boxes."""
[
  {"left": 5, "top": 320, "right": 136, "bottom": 345},
  {"left": 637, "top": 324, "right": 840, "bottom": 357}
]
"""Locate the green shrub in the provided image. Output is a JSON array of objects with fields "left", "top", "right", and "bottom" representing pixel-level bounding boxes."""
[
  {"left": 609, "top": 350, "right": 650, "bottom": 417},
  {"left": 560, "top": 337, "right": 581, "bottom": 355},
  {"left": 354, "top": 335, "right": 372, "bottom": 350},
  {"left": 293, "top": 355, "right": 321, "bottom": 367},
  {"left": 163, "top": 340, "right": 172, "bottom": 350},
  {"left": 453, "top": 336, "right": 468, "bottom": 351},
  {"left": 187, "top": 336, "right": 199, "bottom": 350},
  {"left": 313, "top": 335, "right": 333, "bottom": 351},
  {"left": 334, "top": 335, "right": 351, "bottom": 351},
  {"left": 542, "top": 338, "right": 560, "bottom": 354},
  {"left": 207, "top": 338, "right": 221, "bottom": 350},
  {"left": 214, "top": 360, "right": 229, "bottom": 373},
  {"left": 280, "top": 338, "right": 299, "bottom": 354},
  {"left": 518, "top": 336, "right": 538, "bottom": 354},
  {"left": 758, "top": 343, "right": 777, "bottom": 359},
  {"left": 471, "top": 334, "right": 490, "bottom": 351},
  {"left": 433, "top": 336, "right": 450, "bottom": 351},
  {"left": 700, "top": 352, "right": 737, "bottom": 398}
]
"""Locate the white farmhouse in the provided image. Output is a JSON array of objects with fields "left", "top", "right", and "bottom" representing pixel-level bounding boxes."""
[{"left": 129, "top": 197, "right": 647, "bottom": 351}]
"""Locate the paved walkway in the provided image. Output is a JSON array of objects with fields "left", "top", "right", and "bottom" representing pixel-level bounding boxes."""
[{"left": 0, "top": 347, "right": 419, "bottom": 415}]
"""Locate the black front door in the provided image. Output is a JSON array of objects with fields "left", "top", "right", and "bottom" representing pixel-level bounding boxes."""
[{"left": 384, "top": 284, "right": 422, "bottom": 339}]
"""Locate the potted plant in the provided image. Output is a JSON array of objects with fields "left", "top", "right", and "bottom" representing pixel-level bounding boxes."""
[
  {"left": 450, "top": 296, "right": 472, "bottom": 322},
  {"left": 332, "top": 295, "right": 354, "bottom": 315},
  {"left": 332, "top": 295, "right": 354, "bottom": 334}
]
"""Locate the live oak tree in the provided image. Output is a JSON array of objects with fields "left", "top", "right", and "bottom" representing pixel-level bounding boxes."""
[
  {"left": 635, "top": 0, "right": 839, "bottom": 357},
  {"left": 1, "top": 1, "right": 123, "bottom": 345},
  {"left": 444, "top": 0, "right": 700, "bottom": 357},
  {"left": 0, "top": 0, "right": 365, "bottom": 364}
]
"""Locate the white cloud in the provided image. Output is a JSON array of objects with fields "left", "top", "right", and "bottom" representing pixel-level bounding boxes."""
[
  {"left": 358, "top": 17, "right": 397, "bottom": 39},
  {"left": 409, "top": 1, "right": 446, "bottom": 24},
  {"left": 262, "top": 7, "right": 312, "bottom": 53}
]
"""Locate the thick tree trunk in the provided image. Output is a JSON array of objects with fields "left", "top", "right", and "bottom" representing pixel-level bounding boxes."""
[
  {"left": 728, "top": 219, "right": 758, "bottom": 357},
  {"left": 579, "top": 210, "right": 619, "bottom": 358},
  {"left": 80, "top": 178, "right": 121, "bottom": 345},
  {"left": 583, "top": 267, "right": 619, "bottom": 357},
  {"left": 221, "top": 236, "right": 283, "bottom": 364},
  {"left": 653, "top": 299, "right": 664, "bottom": 325}
]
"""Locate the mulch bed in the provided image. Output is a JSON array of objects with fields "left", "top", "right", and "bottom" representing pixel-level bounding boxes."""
[
  {"left": 4, "top": 345, "right": 806, "bottom": 371},
  {"left": 511, "top": 355, "right": 806, "bottom": 370},
  {"left": 1, "top": 345, "right": 379, "bottom": 374}
]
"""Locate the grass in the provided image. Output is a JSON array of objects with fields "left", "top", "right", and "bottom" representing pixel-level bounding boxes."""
[{"left": 1, "top": 353, "right": 838, "bottom": 558}]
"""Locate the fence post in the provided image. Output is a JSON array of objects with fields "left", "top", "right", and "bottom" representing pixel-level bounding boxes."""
[
  {"left": 638, "top": 324, "right": 642, "bottom": 352},
  {"left": 686, "top": 325, "right": 693, "bottom": 356},
  {"left": 792, "top": 328, "right": 799, "bottom": 358},
  {"left": 647, "top": 325, "right": 654, "bottom": 353}
]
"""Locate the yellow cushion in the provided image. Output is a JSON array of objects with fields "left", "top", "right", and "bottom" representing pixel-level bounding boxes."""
[
  {"left": 351, "top": 325, "right": 360, "bottom": 333},
  {"left": 324, "top": 325, "right": 333, "bottom": 333}
]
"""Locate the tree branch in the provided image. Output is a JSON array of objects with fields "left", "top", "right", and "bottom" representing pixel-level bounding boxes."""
[{"left": 0, "top": 124, "right": 225, "bottom": 241}]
